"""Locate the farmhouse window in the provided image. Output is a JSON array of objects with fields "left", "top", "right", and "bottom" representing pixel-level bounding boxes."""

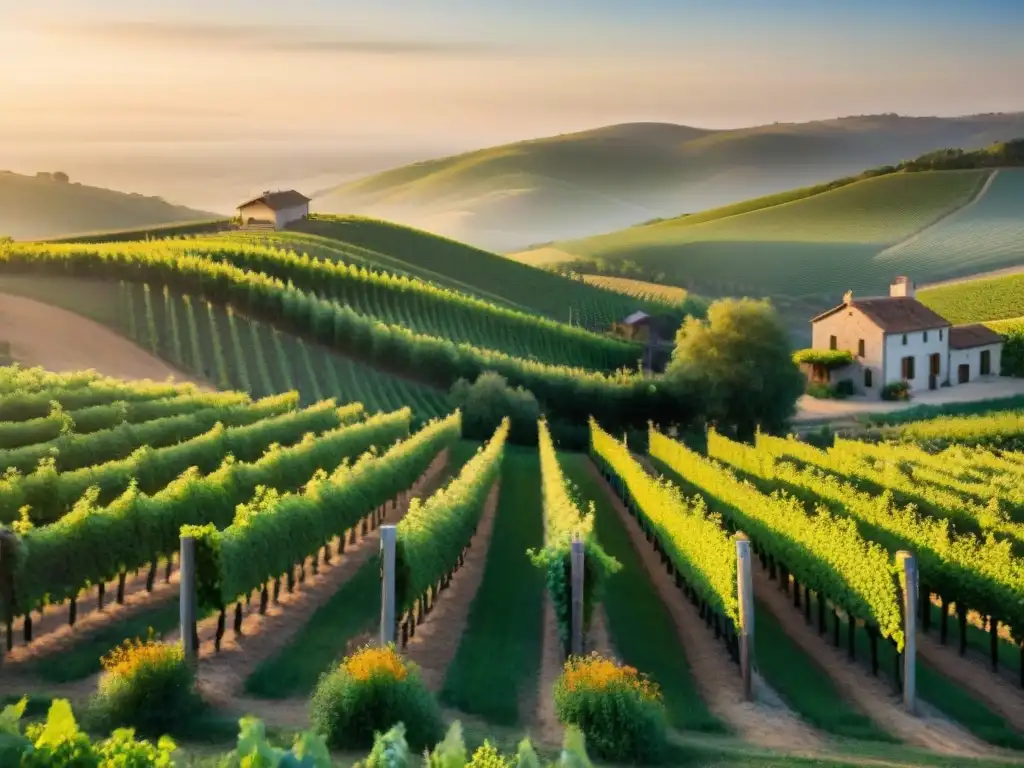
[
  {"left": 923, "top": 331, "right": 928, "bottom": 342},
  {"left": 829, "top": 335, "right": 837, "bottom": 350},
  {"left": 902, "top": 334, "right": 908, "bottom": 345},
  {"left": 901, "top": 356, "right": 915, "bottom": 380},
  {"left": 864, "top": 369, "right": 873, "bottom": 388},
  {"left": 857, "top": 339, "right": 865, "bottom": 357},
  {"left": 939, "top": 329, "right": 943, "bottom": 341}
]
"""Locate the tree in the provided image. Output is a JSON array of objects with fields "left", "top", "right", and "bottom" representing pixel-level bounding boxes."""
[
  {"left": 52, "top": 171, "right": 69, "bottom": 183},
  {"left": 448, "top": 371, "right": 540, "bottom": 444},
  {"left": 664, "top": 298, "right": 804, "bottom": 438}
]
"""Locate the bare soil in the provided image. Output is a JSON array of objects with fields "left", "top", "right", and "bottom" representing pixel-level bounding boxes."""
[
  {"left": 584, "top": 459, "right": 825, "bottom": 753},
  {"left": 3, "top": 564, "right": 178, "bottom": 664},
  {"left": 585, "top": 606, "right": 617, "bottom": 661},
  {"left": 752, "top": 565, "right": 995, "bottom": 757},
  {"left": 532, "top": 594, "right": 567, "bottom": 747},
  {"left": 916, "top": 631, "right": 1024, "bottom": 732},
  {"left": 0, "top": 292, "right": 209, "bottom": 386},
  {"left": 404, "top": 481, "right": 500, "bottom": 692}
]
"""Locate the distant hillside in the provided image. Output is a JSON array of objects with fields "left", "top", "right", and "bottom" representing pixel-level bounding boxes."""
[
  {"left": 314, "top": 113, "right": 1024, "bottom": 251},
  {"left": 514, "top": 139, "right": 1024, "bottom": 301},
  {"left": 0, "top": 171, "right": 217, "bottom": 240}
]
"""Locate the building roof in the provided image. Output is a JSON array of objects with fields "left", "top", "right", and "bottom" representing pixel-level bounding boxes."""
[
  {"left": 949, "top": 324, "right": 1004, "bottom": 349},
  {"left": 622, "top": 311, "right": 651, "bottom": 325},
  {"left": 812, "top": 296, "right": 950, "bottom": 334},
  {"left": 237, "top": 190, "right": 311, "bottom": 211}
]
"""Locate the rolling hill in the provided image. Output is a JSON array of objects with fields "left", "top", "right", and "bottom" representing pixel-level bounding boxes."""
[
  {"left": 521, "top": 170, "right": 992, "bottom": 299},
  {"left": 314, "top": 113, "right": 1024, "bottom": 251},
  {"left": 0, "top": 170, "right": 218, "bottom": 240}
]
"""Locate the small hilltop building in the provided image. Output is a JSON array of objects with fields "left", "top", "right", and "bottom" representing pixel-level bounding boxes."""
[
  {"left": 237, "top": 190, "right": 311, "bottom": 230},
  {"left": 808, "top": 276, "right": 1003, "bottom": 397}
]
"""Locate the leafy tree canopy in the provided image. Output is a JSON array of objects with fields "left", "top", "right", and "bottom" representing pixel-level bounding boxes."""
[
  {"left": 449, "top": 371, "right": 540, "bottom": 444},
  {"left": 665, "top": 298, "right": 804, "bottom": 438}
]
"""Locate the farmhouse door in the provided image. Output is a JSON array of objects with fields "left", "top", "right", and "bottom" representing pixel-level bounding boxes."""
[
  {"left": 981, "top": 350, "right": 992, "bottom": 375},
  {"left": 928, "top": 353, "right": 941, "bottom": 389},
  {"left": 958, "top": 364, "right": 970, "bottom": 383}
]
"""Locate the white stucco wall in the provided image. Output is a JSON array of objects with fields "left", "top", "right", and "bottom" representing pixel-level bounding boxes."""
[
  {"left": 882, "top": 326, "right": 950, "bottom": 393},
  {"left": 239, "top": 202, "right": 277, "bottom": 224},
  {"left": 274, "top": 203, "right": 309, "bottom": 228},
  {"left": 810, "top": 307, "right": 884, "bottom": 394},
  {"left": 238, "top": 201, "right": 308, "bottom": 228},
  {"left": 949, "top": 343, "right": 1003, "bottom": 383}
]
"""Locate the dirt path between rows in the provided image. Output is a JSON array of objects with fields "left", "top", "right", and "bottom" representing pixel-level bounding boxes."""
[
  {"left": 405, "top": 481, "right": 500, "bottom": 692},
  {"left": 584, "top": 459, "right": 825, "bottom": 752},
  {"left": 916, "top": 631, "right": 1024, "bottom": 732},
  {"left": 751, "top": 565, "right": 993, "bottom": 757},
  {"left": 586, "top": 606, "right": 617, "bottom": 661},
  {"left": 3, "top": 563, "right": 178, "bottom": 665},
  {"left": 532, "top": 594, "right": 566, "bottom": 747},
  {"left": 194, "top": 451, "right": 450, "bottom": 705},
  {"left": 0, "top": 292, "right": 208, "bottom": 387}
]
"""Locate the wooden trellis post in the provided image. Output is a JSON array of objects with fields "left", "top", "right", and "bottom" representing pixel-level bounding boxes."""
[
  {"left": 179, "top": 535, "right": 197, "bottom": 666},
  {"left": 571, "top": 535, "right": 584, "bottom": 656},
  {"left": 736, "top": 534, "right": 755, "bottom": 701},
  {"left": 897, "top": 551, "right": 917, "bottom": 714},
  {"left": 380, "top": 525, "right": 397, "bottom": 646}
]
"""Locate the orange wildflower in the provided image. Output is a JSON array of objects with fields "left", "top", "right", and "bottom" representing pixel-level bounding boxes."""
[
  {"left": 558, "top": 652, "right": 661, "bottom": 703},
  {"left": 101, "top": 634, "right": 183, "bottom": 678},
  {"left": 342, "top": 644, "right": 410, "bottom": 682}
]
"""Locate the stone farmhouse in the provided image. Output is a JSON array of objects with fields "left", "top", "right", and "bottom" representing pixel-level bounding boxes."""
[
  {"left": 809, "top": 276, "right": 1003, "bottom": 397},
  {"left": 237, "top": 190, "right": 311, "bottom": 230}
]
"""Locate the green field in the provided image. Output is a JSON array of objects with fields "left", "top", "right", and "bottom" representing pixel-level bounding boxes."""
[
  {"left": 515, "top": 171, "right": 989, "bottom": 298},
  {"left": 880, "top": 169, "right": 1024, "bottom": 286},
  {"left": 919, "top": 270, "right": 1024, "bottom": 324}
]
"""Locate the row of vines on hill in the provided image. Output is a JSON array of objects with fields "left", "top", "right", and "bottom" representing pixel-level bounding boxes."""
[
  {"left": 181, "top": 239, "right": 641, "bottom": 370},
  {"left": 187, "top": 412, "right": 462, "bottom": 646},
  {"left": 0, "top": 406, "right": 412, "bottom": 640},
  {"left": 707, "top": 430, "right": 1024, "bottom": 650},
  {"left": 0, "top": 244, "right": 695, "bottom": 433},
  {"left": 533, "top": 419, "right": 618, "bottom": 656},
  {"left": 117, "top": 283, "right": 450, "bottom": 422},
  {"left": 590, "top": 419, "right": 740, "bottom": 658},
  {"left": 392, "top": 417, "right": 507, "bottom": 645},
  {"left": 649, "top": 427, "right": 906, "bottom": 650}
]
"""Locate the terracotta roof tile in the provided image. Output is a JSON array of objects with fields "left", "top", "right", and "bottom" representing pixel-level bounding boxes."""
[
  {"left": 812, "top": 296, "right": 949, "bottom": 334},
  {"left": 949, "top": 324, "right": 1003, "bottom": 349}
]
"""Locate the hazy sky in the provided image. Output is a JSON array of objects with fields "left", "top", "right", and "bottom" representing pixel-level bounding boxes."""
[
  {"left": 0, "top": 0, "right": 1022, "bottom": 211},
  {"left": 2, "top": 0, "right": 1022, "bottom": 148}
]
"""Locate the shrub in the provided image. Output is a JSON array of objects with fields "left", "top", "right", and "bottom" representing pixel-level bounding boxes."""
[
  {"left": 881, "top": 381, "right": 911, "bottom": 401},
  {"left": 449, "top": 372, "right": 540, "bottom": 445},
  {"left": 224, "top": 716, "right": 331, "bottom": 767},
  {"left": 6, "top": 697, "right": 177, "bottom": 768},
  {"left": 552, "top": 653, "right": 667, "bottom": 764},
  {"left": 792, "top": 348, "right": 854, "bottom": 368},
  {"left": 311, "top": 644, "right": 444, "bottom": 751},
  {"left": 93, "top": 635, "right": 202, "bottom": 737},
  {"left": 805, "top": 382, "right": 835, "bottom": 399}
]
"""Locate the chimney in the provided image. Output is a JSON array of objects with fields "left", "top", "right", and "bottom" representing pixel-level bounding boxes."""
[{"left": 890, "top": 276, "right": 915, "bottom": 298}]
